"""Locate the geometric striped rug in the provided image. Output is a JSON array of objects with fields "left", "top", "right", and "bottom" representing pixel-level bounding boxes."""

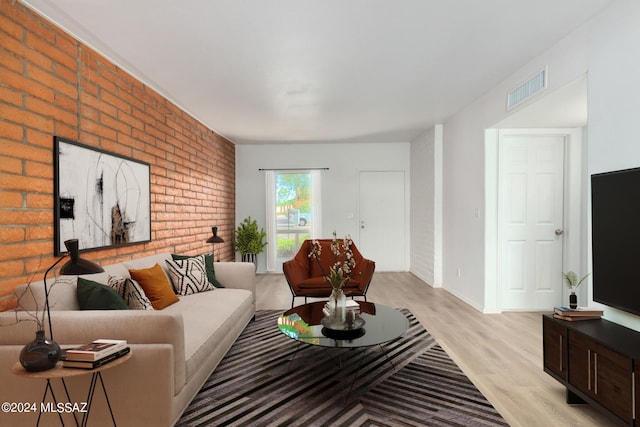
[{"left": 177, "top": 310, "right": 509, "bottom": 427}]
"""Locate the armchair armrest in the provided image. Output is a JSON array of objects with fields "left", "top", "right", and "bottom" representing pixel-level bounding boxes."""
[
  {"left": 355, "top": 258, "right": 376, "bottom": 293},
  {"left": 283, "top": 259, "right": 310, "bottom": 287}
]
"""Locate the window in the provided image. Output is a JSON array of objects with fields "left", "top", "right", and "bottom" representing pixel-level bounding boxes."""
[{"left": 265, "top": 170, "right": 321, "bottom": 271}]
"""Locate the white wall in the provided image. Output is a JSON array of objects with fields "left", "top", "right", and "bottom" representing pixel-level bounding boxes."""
[
  {"left": 443, "top": 65, "right": 590, "bottom": 309},
  {"left": 442, "top": 0, "right": 640, "bottom": 327},
  {"left": 442, "top": 3, "right": 591, "bottom": 310},
  {"left": 236, "top": 142, "right": 411, "bottom": 272},
  {"left": 410, "top": 125, "right": 442, "bottom": 287},
  {"left": 585, "top": 0, "right": 640, "bottom": 330}
]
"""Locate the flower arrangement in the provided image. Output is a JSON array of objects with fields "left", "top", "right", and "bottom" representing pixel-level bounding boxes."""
[
  {"left": 563, "top": 271, "right": 590, "bottom": 290},
  {"left": 308, "top": 231, "right": 356, "bottom": 290}
]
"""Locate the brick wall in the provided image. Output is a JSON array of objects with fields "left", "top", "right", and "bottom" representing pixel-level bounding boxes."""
[{"left": 0, "top": 0, "right": 236, "bottom": 310}]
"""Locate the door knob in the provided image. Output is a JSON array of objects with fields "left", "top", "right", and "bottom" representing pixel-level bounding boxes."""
[{"left": 555, "top": 229, "right": 564, "bottom": 236}]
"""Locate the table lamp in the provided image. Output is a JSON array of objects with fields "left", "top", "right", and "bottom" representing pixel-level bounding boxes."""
[
  {"left": 19, "top": 239, "right": 104, "bottom": 372},
  {"left": 206, "top": 226, "right": 224, "bottom": 262}
]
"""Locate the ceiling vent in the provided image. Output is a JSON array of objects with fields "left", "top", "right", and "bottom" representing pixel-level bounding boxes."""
[{"left": 506, "top": 68, "right": 547, "bottom": 110}]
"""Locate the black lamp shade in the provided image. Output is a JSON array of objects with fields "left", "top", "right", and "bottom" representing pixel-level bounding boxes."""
[
  {"left": 206, "top": 226, "right": 224, "bottom": 243},
  {"left": 59, "top": 239, "right": 104, "bottom": 275}
]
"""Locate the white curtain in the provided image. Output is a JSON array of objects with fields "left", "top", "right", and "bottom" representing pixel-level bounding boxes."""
[{"left": 265, "top": 170, "right": 276, "bottom": 272}]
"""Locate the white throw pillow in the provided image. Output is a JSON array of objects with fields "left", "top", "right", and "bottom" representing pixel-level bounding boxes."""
[
  {"left": 107, "top": 275, "right": 154, "bottom": 310},
  {"left": 165, "top": 255, "right": 213, "bottom": 295}
]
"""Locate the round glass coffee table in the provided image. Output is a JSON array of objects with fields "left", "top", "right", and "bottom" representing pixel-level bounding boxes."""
[{"left": 277, "top": 301, "right": 408, "bottom": 347}]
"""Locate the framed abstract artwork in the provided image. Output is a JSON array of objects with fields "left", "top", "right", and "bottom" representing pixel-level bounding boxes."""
[{"left": 54, "top": 137, "right": 151, "bottom": 255}]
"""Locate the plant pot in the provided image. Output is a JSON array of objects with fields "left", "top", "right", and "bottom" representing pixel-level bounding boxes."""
[
  {"left": 241, "top": 253, "right": 258, "bottom": 271},
  {"left": 569, "top": 291, "right": 578, "bottom": 309}
]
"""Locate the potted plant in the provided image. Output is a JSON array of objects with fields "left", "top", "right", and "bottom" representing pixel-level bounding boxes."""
[
  {"left": 563, "top": 271, "right": 590, "bottom": 309},
  {"left": 234, "top": 216, "right": 267, "bottom": 270}
]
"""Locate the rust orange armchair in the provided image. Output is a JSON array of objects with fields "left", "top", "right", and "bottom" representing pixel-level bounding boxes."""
[{"left": 282, "top": 239, "right": 375, "bottom": 307}]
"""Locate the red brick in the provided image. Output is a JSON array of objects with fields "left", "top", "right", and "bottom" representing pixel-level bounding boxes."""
[
  {"left": 81, "top": 92, "right": 117, "bottom": 117},
  {"left": 5, "top": 2, "right": 56, "bottom": 43},
  {"left": 0, "top": 13, "right": 23, "bottom": 40},
  {"left": 99, "top": 139, "right": 133, "bottom": 158},
  {"left": 0, "top": 85, "right": 23, "bottom": 107},
  {"left": 2, "top": 106, "right": 53, "bottom": 132},
  {"left": 25, "top": 225, "right": 52, "bottom": 240},
  {"left": 25, "top": 161, "right": 51, "bottom": 179},
  {"left": 0, "top": 240, "right": 50, "bottom": 261},
  {"left": 0, "top": 227, "right": 25, "bottom": 243},
  {"left": 53, "top": 122, "right": 79, "bottom": 141},
  {"left": 0, "top": 173, "right": 51, "bottom": 194},
  {"left": 26, "top": 97, "right": 78, "bottom": 127},
  {"left": 25, "top": 31, "right": 76, "bottom": 71},
  {"left": 0, "top": 191, "right": 23, "bottom": 208},
  {"left": 25, "top": 191, "right": 51, "bottom": 206},
  {"left": 101, "top": 113, "right": 131, "bottom": 135},
  {"left": 26, "top": 129, "right": 54, "bottom": 149},
  {"left": 55, "top": 63, "right": 78, "bottom": 86},
  {"left": 0, "top": 31, "right": 53, "bottom": 71},
  {"left": 0, "top": 45, "right": 23, "bottom": 73},
  {"left": 27, "top": 63, "right": 77, "bottom": 99},
  {"left": 81, "top": 119, "right": 117, "bottom": 140},
  {"left": 1, "top": 68, "right": 54, "bottom": 102},
  {"left": 0, "top": 155, "right": 22, "bottom": 174},
  {"left": 0, "top": 140, "right": 51, "bottom": 163},
  {"left": 54, "top": 93, "right": 78, "bottom": 114},
  {"left": 0, "top": 122, "right": 23, "bottom": 142}
]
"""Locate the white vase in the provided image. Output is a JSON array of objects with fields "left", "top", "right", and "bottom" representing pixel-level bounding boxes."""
[{"left": 328, "top": 288, "right": 347, "bottom": 327}]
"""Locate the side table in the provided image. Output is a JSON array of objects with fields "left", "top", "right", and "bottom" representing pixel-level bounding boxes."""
[{"left": 11, "top": 352, "right": 131, "bottom": 427}]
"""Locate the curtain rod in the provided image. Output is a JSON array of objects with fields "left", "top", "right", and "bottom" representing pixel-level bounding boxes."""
[{"left": 257, "top": 168, "right": 329, "bottom": 171}]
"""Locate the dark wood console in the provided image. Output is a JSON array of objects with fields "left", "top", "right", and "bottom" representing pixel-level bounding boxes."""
[{"left": 543, "top": 314, "right": 640, "bottom": 425}]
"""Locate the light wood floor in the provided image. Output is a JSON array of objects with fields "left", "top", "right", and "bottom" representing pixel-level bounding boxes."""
[{"left": 255, "top": 272, "right": 623, "bottom": 427}]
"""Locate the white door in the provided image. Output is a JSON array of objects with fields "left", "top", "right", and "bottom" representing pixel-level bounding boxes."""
[
  {"left": 498, "top": 133, "right": 565, "bottom": 310},
  {"left": 358, "top": 171, "right": 405, "bottom": 271}
]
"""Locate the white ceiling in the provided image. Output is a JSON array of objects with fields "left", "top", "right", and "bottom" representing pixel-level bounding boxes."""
[{"left": 22, "top": 0, "right": 611, "bottom": 144}]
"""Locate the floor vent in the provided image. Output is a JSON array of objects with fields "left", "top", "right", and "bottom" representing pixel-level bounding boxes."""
[{"left": 506, "top": 68, "right": 547, "bottom": 110}]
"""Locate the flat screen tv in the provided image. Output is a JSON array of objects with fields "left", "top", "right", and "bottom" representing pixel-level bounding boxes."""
[{"left": 591, "top": 167, "right": 640, "bottom": 316}]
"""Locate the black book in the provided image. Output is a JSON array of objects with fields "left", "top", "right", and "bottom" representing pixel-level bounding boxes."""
[{"left": 62, "top": 347, "right": 131, "bottom": 369}]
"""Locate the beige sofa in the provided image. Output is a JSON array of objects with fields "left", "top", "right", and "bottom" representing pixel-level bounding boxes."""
[{"left": 0, "top": 253, "right": 255, "bottom": 426}]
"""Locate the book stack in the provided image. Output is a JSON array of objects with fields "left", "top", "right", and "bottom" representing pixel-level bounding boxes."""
[
  {"left": 323, "top": 300, "right": 360, "bottom": 317},
  {"left": 62, "top": 339, "right": 130, "bottom": 369},
  {"left": 553, "top": 306, "right": 604, "bottom": 321}
]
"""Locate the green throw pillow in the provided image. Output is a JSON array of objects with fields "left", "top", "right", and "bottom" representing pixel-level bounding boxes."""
[
  {"left": 172, "top": 253, "right": 224, "bottom": 288},
  {"left": 77, "top": 277, "right": 129, "bottom": 310}
]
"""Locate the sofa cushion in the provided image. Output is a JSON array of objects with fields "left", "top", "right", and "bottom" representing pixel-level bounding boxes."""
[
  {"left": 77, "top": 278, "right": 129, "bottom": 310},
  {"left": 162, "top": 288, "right": 254, "bottom": 381},
  {"left": 166, "top": 256, "right": 214, "bottom": 296},
  {"left": 107, "top": 276, "right": 154, "bottom": 310},
  {"left": 129, "top": 263, "right": 179, "bottom": 310},
  {"left": 171, "top": 253, "right": 224, "bottom": 288}
]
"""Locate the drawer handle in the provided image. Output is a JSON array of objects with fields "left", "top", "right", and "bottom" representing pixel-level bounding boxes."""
[
  {"left": 588, "top": 350, "right": 591, "bottom": 390},
  {"left": 633, "top": 372, "right": 636, "bottom": 420},
  {"left": 559, "top": 335, "right": 563, "bottom": 371},
  {"left": 594, "top": 352, "right": 598, "bottom": 395}
]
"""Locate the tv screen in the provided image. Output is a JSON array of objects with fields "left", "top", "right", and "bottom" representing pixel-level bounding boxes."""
[{"left": 591, "top": 167, "right": 640, "bottom": 316}]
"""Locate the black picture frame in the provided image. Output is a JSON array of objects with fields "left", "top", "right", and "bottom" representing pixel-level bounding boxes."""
[{"left": 54, "top": 136, "right": 151, "bottom": 255}]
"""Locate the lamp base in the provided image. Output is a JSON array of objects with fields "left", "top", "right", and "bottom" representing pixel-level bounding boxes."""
[{"left": 19, "top": 330, "right": 61, "bottom": 372}]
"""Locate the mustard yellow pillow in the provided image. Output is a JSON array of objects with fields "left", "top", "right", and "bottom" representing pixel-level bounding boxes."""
[{"left": 129, "top": 263, "right": 179, "bottom": 310}]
